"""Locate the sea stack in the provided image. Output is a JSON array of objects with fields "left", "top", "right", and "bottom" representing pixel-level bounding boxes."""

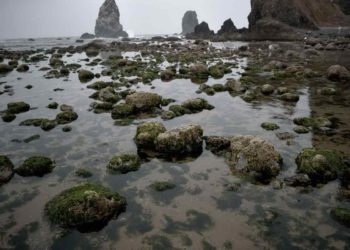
[
  {"left": 181, "top": 11, "right": 199, "bottom": 35},
  {"left": 187, "top": 22, "right": 215, "bottom": 39},
  {"left": 95, "top": 0, "right": 128, "bottom": 38},
  {"left": 217, "top": 18, "right": 238, "bottom": 36}
]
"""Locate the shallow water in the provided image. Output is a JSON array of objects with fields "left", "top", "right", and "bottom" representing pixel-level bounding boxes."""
[{"left": 0, "top": 39, "right": 349, "bottom": 250}]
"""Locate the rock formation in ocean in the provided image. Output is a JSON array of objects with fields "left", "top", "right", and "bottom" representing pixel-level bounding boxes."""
[
  {"left": 337, "top": 0, "right": 350, "bottom": 15},
  {"left": 95, "top": 0, "right": 128, "bottom": 38},
  {"left": 187, "top": 22, "right": 215, "bottom": 39},
  {"left": 181, "top": 11, "right": 199, "bottom": 35},
  {"left": 248, "top": 0, "right": 350, "bottom": 32},
  {"left": 217, "top": 19, "right": 238, "bottom": 36}
]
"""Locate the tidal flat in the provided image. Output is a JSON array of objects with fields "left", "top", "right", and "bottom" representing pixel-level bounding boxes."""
[{"left": 0, "top": 37, "right": 350, "bottom": 249}]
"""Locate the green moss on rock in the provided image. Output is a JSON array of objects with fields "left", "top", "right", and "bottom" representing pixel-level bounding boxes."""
[
  {"left": 75, "top": 169, "right": 93, "bottom": 178},
  {"left": 261, "top": 122, "right": 280, "bottom": 131},
  {"left": 135, "top": 122, "right": 166, "bottom": 149},
  {"left": 16, "top": 156, "right": 55, "bottom": 177},
  {"left": 107, "top": 154, "right": 141, "bottom": 174},
  {"left": 78, "top": 69, "right": 94, "bottom": 83},
  {"left": 111, "top": 103, "right": 135, "bottom": 119},
  {"left": 296, "top": 148, "right": 345, "bottom": 184},
  {"left": 45, "top": 183, "right": 126, "bottom": 230}
]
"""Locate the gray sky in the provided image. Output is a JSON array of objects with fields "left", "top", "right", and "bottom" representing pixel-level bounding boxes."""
[{"left": 0, "top": 0, "right": 251, "bottom": 39}]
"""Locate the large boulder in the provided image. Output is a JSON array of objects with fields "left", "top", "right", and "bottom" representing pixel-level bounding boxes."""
[
  {"left": 327, "top": 65, "right": 350, "bottom": 81},
  {"left": 217, "top": 18, "right": 238, "bottom": 36},
  {"left": 155, "top": 124, "right": 203, "bottom": 155},
  {"left": 205, "top": 135, "right": 282, "bottom": 183},
  {"left": 95, "top": 0, "right": 128, "bottom": 38},
  {"left": 125, "top": 92, "right": 162, "bottom": 112},
  {"left": 181, "top": 11, "right": 199, "bottom": 35},
  {"left": 45, "top": 183, "right": 126, "bottom": 231}
]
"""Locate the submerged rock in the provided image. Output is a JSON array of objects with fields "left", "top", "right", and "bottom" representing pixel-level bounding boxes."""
[
  {"left": 261, "top": 122, "right": 279, "bottom": 131},
  {"left": 296, "top": 148, "right": 345, "bottom": 184},
  {"left": 45, "top": 183, "right": 127, "bottom": 231},
  {"left": 95, "top": 0, "right": 128, "bottom": 38},
  {"left": 155, "top": 124, "right": 203, "bottom": 156},
  {"left": 107, "top": 154, "right": 141, "bottom": 174},
  {"left": 150, "top": 181, "right": 176, "bottom": 192},
  {"left": 16, "top": 156, "right": 55, "bottom": 177},
  {"left": 181, "top": 11, "right": 199, "bottom": 35},
  {"left": 330, "top": 208, "right": 350, "bottom": 227},
  {"left": 0, "top": 155, "right": 14, "bottom": 185},
  {"left": 284, "top": 174, "right": 311, "bottom": 187}
]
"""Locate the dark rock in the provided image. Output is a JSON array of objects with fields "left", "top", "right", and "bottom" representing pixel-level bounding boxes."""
[
  {"left": 188, "top": 22, "right": 214, "bottom": 39},
  {"left": 284, "top": 174, "right": 311, "bottom": 187},
  {"left": 78, "top": 69, "right": 95, "bottom": 82},
  {"left": 7, "top": 102, "right": 30, "bottom": 114},
  {"left": 56, "top": 111, "right": 78, "bottom": 124},
  {"left": 80, "top": 33, "right": 96, "bottom": 39},
  {"left": 327, "top": 65, "right": 350, "bottom": 81},
  {"left": 330, "top": 208, "right": 350, "bottom": 227},
  {"left": 125, "top": 92, "right": 162, "bottom": 112},
  {"left": 16, "top": 64, "right": 29, "bottom": 72},
  {"left": 217, "top": 18, "right": 238, "bottom": 36},
  {"left": 0, "top": 155, "right": 14, "bottom": 185},
  {"left": 0, "top": 64, "right": 13, "bottom": 74}
]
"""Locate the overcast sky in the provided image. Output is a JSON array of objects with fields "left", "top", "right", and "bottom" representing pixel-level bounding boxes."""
[{"left": 0, "top": 0, "right": 251, "bottom": 39}]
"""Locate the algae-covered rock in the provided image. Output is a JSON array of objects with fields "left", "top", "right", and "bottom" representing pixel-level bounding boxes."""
[
  {"left": 228, "top": 136, "right": 282, "bottom": 181},
  {"left": 296, "top": 148, "right": 345, "bottom": 184},
  {"left": 169, "top": 105, "right": 191, "bottom": 117},
  {"left": 107, "top": 154, "right": 141, "bottom": 174},
  {"left": 111, "top": 103, "right": 135, "bottom": 119},
  {"left": 135, "top": 122, "right": 166, "bottom": 149},
  {"left": 45, "top": 183, "right": 126, "bottom": 230},
  {"left": 150, "top": 181, "right": 176, "bottom": 192},
  {"left": 181, "top": 98, "right": 214, "bottom": 113},
  {"left": 0, "top": 155, "right": 14, "bottom": 185},
  {"left": 206, "top": 135, "right": 282, "bottom": 183},
  {"left": 98, "top": 87, "right": 120, "bottom": 103},
  {"left": 261, "top": 122, "right": 279, "bottom": 131},
  {"left": 40, "top": 120, "right": 57, "bottom": 131},
  {"left": 16, "top": 156, "right": 55, "bottom": 177},
  {"left": 330, "top": 208, "right": 350, "bottom": 227},
  {"left": 78, "top": 69, "right": 95, "bottom": 82},
  {"left": 125, "top": 92, "right": 162, "bottom": 112},
  {"left": 155, "top": 124, "right": 203, "bottom": 155},
  {"left": 293, "top": 126, "right": 310, "bottom": 134},
  {"left": 56, "top": 111, "right": 78, "bottom": 124},
  {"left": 87, "top": 81, "right": 112, "bottom": 90},
  {"left": 7, "top": 102, "right": 30, "bottom": 114},
  {"left": 293, "top": 117, "right": 332, "bottom": 129},
  {"left": 160, "top": 70, "right": 175, "bottom": 81}
]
